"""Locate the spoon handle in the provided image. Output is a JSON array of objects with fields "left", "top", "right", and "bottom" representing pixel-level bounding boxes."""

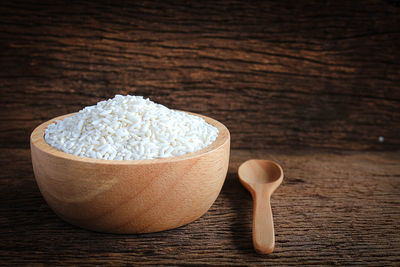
[{"left": 252, "top": 189, "right": 274, "bottom": 254}]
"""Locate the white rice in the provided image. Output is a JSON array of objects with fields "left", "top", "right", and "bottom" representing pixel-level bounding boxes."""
[{"left": 44, "top": 95, "right": 219, "bottom": 160}]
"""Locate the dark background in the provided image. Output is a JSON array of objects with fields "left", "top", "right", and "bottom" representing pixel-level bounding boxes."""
[
  {"left": 1, "top": 1, "right": 400, "bottom": 266},
  {"left": 1, "top": 0, "right": 399, "bottom": 151}
]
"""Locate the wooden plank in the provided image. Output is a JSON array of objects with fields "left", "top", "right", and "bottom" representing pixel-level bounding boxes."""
[
  {"left": 0, "top": 0, "right": 399, "bottom": 150},
  {"left": 1, "top": 148, "right": 399, "bottom": 265}
]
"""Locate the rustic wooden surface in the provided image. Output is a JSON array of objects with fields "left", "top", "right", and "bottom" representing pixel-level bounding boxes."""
[
  {"left": 1, "top": 0, "right": 400, "bottom": 266},
  {"left": 0, "top": 149, "right": 399, "bottom": 265},
  {"left": 0, "top": 0, "right": 400, "bottom": 150}
]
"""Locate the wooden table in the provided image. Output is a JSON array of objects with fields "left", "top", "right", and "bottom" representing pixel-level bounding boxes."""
[
  {"left": 1, "top": 149, "right": 399, "bottom": 265},
  {"left": 1, "top": 0, "right": 400, "bottom": 265}
]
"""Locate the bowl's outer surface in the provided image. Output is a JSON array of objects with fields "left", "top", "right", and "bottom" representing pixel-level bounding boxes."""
[{"left": 30, "top": 112, "right": 230, "bottom": 233}]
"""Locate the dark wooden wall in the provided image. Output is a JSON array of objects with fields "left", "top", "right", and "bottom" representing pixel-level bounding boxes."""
[{"left": 1, "top": 0, "right": 399, "bottom": 150}]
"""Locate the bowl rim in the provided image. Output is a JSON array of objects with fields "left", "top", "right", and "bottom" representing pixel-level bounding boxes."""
[{"left": 30, "top": 111, "right": 230, "bottom": 165}]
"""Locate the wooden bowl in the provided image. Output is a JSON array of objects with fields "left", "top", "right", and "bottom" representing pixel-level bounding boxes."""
[{"left": 30, "top": 112, "right": 230, "bottom": 233}]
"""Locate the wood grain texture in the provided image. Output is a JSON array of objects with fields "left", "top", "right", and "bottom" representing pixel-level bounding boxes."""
[
  {"left": 30, "top": 112, "right": 230, "bottom": 234},
  {"left": 0, "top": 0, "right": 399, "bottom": 150},
  {"left": 1, "top": 148, "right": 399, "bottom": 265}
]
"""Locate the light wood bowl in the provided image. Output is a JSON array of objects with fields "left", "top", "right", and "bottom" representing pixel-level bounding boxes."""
[{"left": 30, "top": 112, "right": 230, "bottom": 233}]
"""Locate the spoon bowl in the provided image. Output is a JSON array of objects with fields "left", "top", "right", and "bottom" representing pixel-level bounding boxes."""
[
  {"left": 239, "top": 159, "right": 283, "bottom": 184},
  {"left": 238, "top": 159, "right": 283, "bottom": 254}
]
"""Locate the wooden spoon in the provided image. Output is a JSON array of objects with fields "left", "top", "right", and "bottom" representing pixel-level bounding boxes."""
[{"left": 238, "top": 159, "right": 284, "bottom": 254}]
